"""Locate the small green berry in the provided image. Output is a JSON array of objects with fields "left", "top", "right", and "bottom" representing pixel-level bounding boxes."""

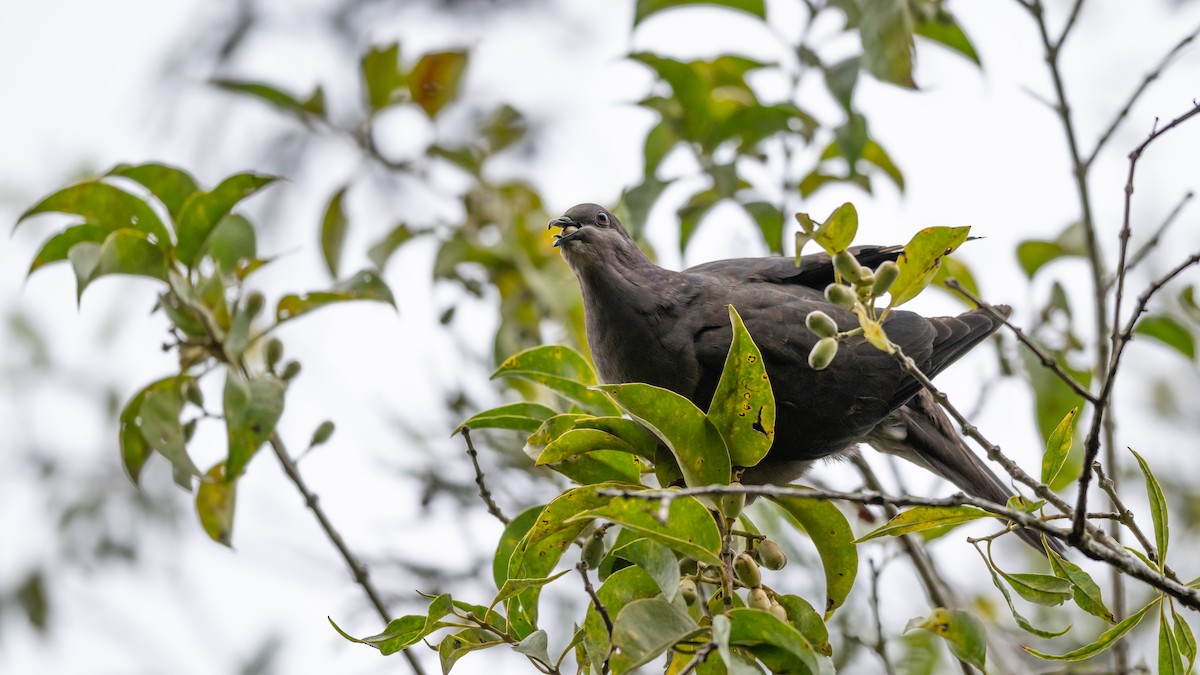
[
  {"left": 757, "top": 539, "right": 788, "bottom": 571},
  {"left": 266, "top": 338, "right": 284, "bottom": 370},
  {"left": 734, "top": 553, "right": 762, "bottom": 588},
  {"left": 748, "top": 587, "right": 771, "bottom": 610},
  {"left": 581, "top": 533, "right": 605, "bottom": 570},
  {"left": 769, "top": 602, "right": 789, "bottom": 622},
  {"left": 833, "top": 250, "right": 863, "bottom": 282},
  {"left": 805, "top": 310, "right": 838, "bottom": 338},
  {"left": 281, "top": 361, "right": 302, "bottom": 381},
  {"left": 824, "top": 283, "right": 856, "bottom": 309},
  {"left": 310, "top": 421, "right": 335, "bottom": 447},
  {"left": 244, "top": 291, "right": 265, "bottom": 318},
  {"left": 808, "top": 337, "right": 839, "bottom": 370},
  {"left": 679, "top": 578, "right": 699, "bottom": 605},
  {"left": 872, "top": 260, "right": 900, "bottom": 296}
]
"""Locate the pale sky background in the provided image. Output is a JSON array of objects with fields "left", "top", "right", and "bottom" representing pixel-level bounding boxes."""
[{"left": 2, "top": 1, "right": 1199, "bottom": 673}]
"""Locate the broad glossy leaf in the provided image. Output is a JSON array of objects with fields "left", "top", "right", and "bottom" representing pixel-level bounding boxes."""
[
  {"left": 813, "top": 202, "right": 858, "bottom": 256},
  {"left": 320, "top": 186, "right": 349, "bottom": 279},
  {"left": 1135, "top": 315, "right": 1196, "bottom": 360},
  {"left": 196, "top": 462, "right": 236, "bottom": 546},
  {"left": 455, "top": 402, "right": 557, "bottom": 436},
  {"left": 1041, "top": 407, "right": 1078, "bottom": 485},
  {"left": 712, "top": 615, "right": 761, "bottom": 675},
  {"left": 611, "top": 538, "right": 679, "bottom": 600},
  {"left": 176, "top": 173, "right": 276, "bottom": 268},
  {"left": 551, "top": 450, "right": 643, "bottom": 486},
  {"left": 28, "top": 224, "right": 109, "bottom": 275},
  {"left": 408, "top": 50, "right": 468, "bottom": 118},
  {"left": 223, "top": 372, "right": 286, "bottom": 479},
  {"left": 708, "top": 306, "right": 775, "bottom": 468},
  {"left": 774, "top": 595, "right": 832, "bottom": 656},
  {"left": 86, "top": 229, "right": 169, "bottom": 290},
  {"left": 536, "top": 429, "right": 644, "bottom": 465},
  {"left": 860, "top": 0, "right": 915, "bottom": 88},
  {"left": 1131, "top": 449, "right": 1170, "bottom": 567},
  {"left": 572, "top": 417, "right": 658, "bottom": 461},
  {"left": 583, "top": 567, "right": 661, "bottom": 675},
  {"left": 1025, "top": 598, "right": 1156, "bottom": 661},
  {"left": 1049, "top": 550, "right": 1115, "bottom": 623},
  {"left": 855, "top": 505, "right": 987, "bottom": 542},
  {"left": 493, "top": 505, "right": 542, "bottom": 589},
  {"left": 17, "top": 180, "right": 169, "bottom": 244},
  {"left": 726, "top": 607, "right": 821, "bottom": 675},
  {"left": 108, "top": 162, "right": 199, "bottom": 219},
  {"left": 361, "top": 43, "right": 403, "bottom": 111},
  {"left": 119, "top": 385, "right": 153, "bottom": 484},
  {"left": 575, "top": 494, "right": 722, "bottom": 565},
  {"left": 275, "top": 269, "right": 397, "bottom": 323},
  {"left": 610, "top": 598, "right": 701, "bottom": 673},
  {"left": 494, "top": 347, "right": 618, "bottom": 417},
  {"left": 769, "top": 495, "right": 857, "bottom": 617},
  {"left": 596, "top": 383, "right": 730, "bottom": 487},
  {"left": 204, "top": 214, "right": 258, "bottom": 273},
  {"left": 915, "top": 17, "right": 981, "bottom": 65},
  {"left": 213, "top": 79, "right": 326, "bottom": 118},
  {"left": 492, "top": 571, "right": 570, "bottom": 606},
  {"left": 513, "top": 629, "right": 551, "bottom": 667},
  {"left": 137, "top": 376, "right": 200, "bottom": 478},
  {"left": 633, "top": 0, "right": 766, "bottom": 25},
  {"left": 888, "top": 226, "right": 971, "bottom": 307},
  {"left": 905, "top": 608, "right": 986, "bottom": 671}
]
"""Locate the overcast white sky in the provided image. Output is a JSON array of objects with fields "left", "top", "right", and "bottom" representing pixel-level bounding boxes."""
[{"left": 2, "top": 1, "right": 1199, "bottom": 673}]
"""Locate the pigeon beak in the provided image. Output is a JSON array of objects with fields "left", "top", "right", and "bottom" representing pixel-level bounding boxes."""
[{"left": 548, "top": 217, "right": 581, "bottom": 247}]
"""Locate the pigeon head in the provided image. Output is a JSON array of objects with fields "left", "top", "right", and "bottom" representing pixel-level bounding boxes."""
[{"left": 548, "top": 204, "right": 636, "bottom": 260}]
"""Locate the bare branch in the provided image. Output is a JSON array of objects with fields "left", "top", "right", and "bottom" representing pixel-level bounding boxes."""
[
  {"left": 1126, "top": 191, "right": 1195, "bottom": 273},
  {"left": 461, "top": 427, "right": 510, "bottom": 525},
  {"left": 576, "top": 562, "right": 612, "bottom": 675}
]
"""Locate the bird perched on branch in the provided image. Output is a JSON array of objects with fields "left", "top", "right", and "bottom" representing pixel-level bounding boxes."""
[{"left": 549, "top": 203, "right": 1052, "bottom": 554}]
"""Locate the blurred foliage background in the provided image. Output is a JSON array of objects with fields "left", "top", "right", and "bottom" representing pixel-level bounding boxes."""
[{"left": 2, "top": 0, "right": 1200, "bottom": 673}]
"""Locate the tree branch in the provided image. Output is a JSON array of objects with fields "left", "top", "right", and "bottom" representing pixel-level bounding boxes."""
[
  {"left": 1125, "top": 190, "right": 1194, "bottom": 273},
  {"left": 461, "top": 427, "right": 510, "bottom": 525}
]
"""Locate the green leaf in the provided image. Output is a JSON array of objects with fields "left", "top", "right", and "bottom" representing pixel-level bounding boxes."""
[
  {"left": 595, "top": 383, "right": 731, "bottom": 487},
  {"left": 551, "top": 449, "right": 643, "bottom": 486},
  {"left": 493, "top": 346, "right": 616, "bottom": 408},
  {"left": 535, "top": 429, "right": 645, "bottom": 466},
  {"left": 726, "top": 607, "right": 822, "bottom": 675},
  {"left": 707, "top": 305, "right": 775, "bottom": 468},
  {"left": 931, "top": 255, "right": 977, "bottom": 303},
  {"left": 915, "top": 17, "right": 981, "bottom": 66},
  {"left": 176, "top": 173, "right": 277, "bottom": 268},
  {"left": 1049, "top": 550, "right": 1115, "bottom": 623},
  {"left": 769, "top": 495, "right": 858, "bottom": 618},
  {"left": 408, "top": 50, "right": 468, "bottom": 118},
  {"left": 331, "top": 593, "right": 455, "bottom": 655},
  {"left": 999, "top": 572, "right": 1073, "bottom": 607},
  {"left": 888, "top": 226, "right": 971, "bottom": 307},
  {"left": 368, "top": 223, "right": 416, "bottom": 271},
  {"left": 1131, "top": 448, "right": 1170, "bottom": 567},
  {"left": 774, "top": 595, "right": 832, "bottom": 656},
  {"left": 1025, "top": 598, "right": 1156, "bottom": 661},
  {"left": 196, "top": 461, "right": 236, "bottom": 546},
  {"left": 643, "top": 118, "right": 678, "bottom": 177},
  {"left": 833, "top": 113, "right": 868, "bottom": 166},
  {"left": 361, "top": 43, "right": 404, "bottom": 111},
  {"left": 860, "top": 0, "right": 916, "bottom": 88},
  {"left": 492, "top": 505, "right": 542, "bottom": 589},
  {"left": 905, "top": 608, "right": 986, "bottom": 671},
  {"left": 455, "top": 402, "right": 558, "bottom": 436},
  {"left": 275, "top": 269, "right": 397, "bottom": 323},
  {"left": 1135, "top": 315, "right": 1196, "bottom": 360},
  {"left": 1163, "top": 604, "right": 1187, "bottom": 675},
  {"left": 743, "top": 201, "right": 784, "bottom": 254},
  {"left": 436, "top": 626, "right": 504, "bottom": 670},
  {"left": 813, "top": 202, "right": 858, "bottom": 255},
  {"left": 204, "top": 214, "right": 258, "bottom": 273},
  {"left": 861, "top": 139, "right": 905, "bottom": 192},
  {"left": 86, "top": 229, "right": 169, "bottom": 291},
  {"left": 1016, "top": 240, "right": 1066, "bottom": 278},
  {"left": 583, "top": 567, "right": 661, "bottom": 674},
  {"left": 572, "top": 417, "right": 659, "bottom": 461},
  {"left": 855, "top": 505, "right": 987, "bottom": 542},
  {"left": 320, "top": 186, "right": 349, "bottom": 279},
  {"left": 492, "top": 570, "right": 570, "bottom": 607},
  {"left": 610, "top": 598, "right": 701, "bottom": 673},
  {"left": 610, "top": 538, "right": 680, "bottom": 600},
  {"left": 18, "top": 180, "right": 170, "bottom": 244},
  {"left": 575, "top": 494, "right": 723, "bottom": 564},
  {"left": 223, "top": 372, "right": 286, "bottom": 479},
  {"left": 975, "top": 545, "right": 1071, "bottom": 638},
  {"left": 28, "top": 224, "right": 110, "bottom": 276},
  {"left": 633, "top": 0, "right": 766, "bottom": 26},
  {"left": 213, "top": 80, "right": 326, "bottom": 118},
  {"left": 108, "top": 162, "right": 199, "bottom": 219},
  {"left": 1173, "top": 606, "right": 1197, "bottom": 674},
  {"left": 823, "top": 56, "right": 860, "bottom": 112},
  {"left": 712, "top": 615, "right": 762, "bottom": 675},
  {"left": 1041, "top": 407, "right": 1078, "bottom": 485},
  {"left": 119, "top": 385, "right": 154, "bottom": 484},
  {"left": 136, "top": 376, "right": 200, "bottom": 478},
  {"left": 677, "top": 188, "right": 721, "bottom": 254},
  {"left": 513, "top": 629, "right": 551, "bottom": 667}
]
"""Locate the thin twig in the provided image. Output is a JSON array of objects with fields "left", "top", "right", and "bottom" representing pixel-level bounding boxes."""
[
  {"left": 576, "top": 562, "right": 612, "bottom": 675},
  {"left": 1125, "top": 191, "right": 1194, "bottom": 273},
  {"left": 461, "top": 427, "right": 510, "bottom": 525},
  {"left": 1086, "top": 24, "right": 1200, "bottom": 167},
  {"left": 865, "top": 558, "right": 897, "bottom": 675},
  {"left": 945, "top": 279, "right": 1096, "bottom": 403},
  {"left": 1093, "top": 461, "right": 1179, "bottom": 582},
  {"left": 598, "top": 484, "right": 1200, "bottom": 611}
]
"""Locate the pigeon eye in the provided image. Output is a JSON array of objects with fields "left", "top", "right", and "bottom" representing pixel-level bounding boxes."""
[{"left": 596, "top": 212, "right": 610, "bottom": 226}]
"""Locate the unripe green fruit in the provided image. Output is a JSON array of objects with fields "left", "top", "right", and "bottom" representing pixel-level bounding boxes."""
[
  {"left": 872, "top": 260, "right": 900, "bottom": 296},
  {"left": 808, "top": 337, "right": 838, "bottom": 370},
  {"left": 266, "top": 338, "right": 284, "bottom": 370},
  {"left": 679, "top": 558, "right": 699, "bottom": 576},
  {"left": 805, "top": 311, "right": 838, "bottom": 339},
  {"left": 757, "top": 539, "right": 788, "bottom": 571},
  {"left": 679, "top": 578, "right": 698, "bottom": 605},
  {"left": 310, "top": 421, "right": 335, "bottom": 447},
  {"left": 281, "top": 361, "right": 302, "bottom": 381},
  {"left": 734, "top": 553, "right": 762, "bottom": 588},
  {"left": 853, "top": 270, "right": 875, "bottom": 290},
  {"left": 581, "top": 534, "right": 605, "bottom": 570},
  {"left": 720, "top": 489, "right": 746, "bottom": 520},
  {"left": 748, "top": 587, "right": 771, "bottom": 610},
  {"left": 833, "top": 250, "right": 863, "bottom": 282},
  {"left": 824, "top": 283, "right": 856, "bottom": 309},
  {"left": 769, "top": 602, "right": 789, "bottom": 622},
  {"left": 244, "top": 291, "right": 265, "bottom": 318}
]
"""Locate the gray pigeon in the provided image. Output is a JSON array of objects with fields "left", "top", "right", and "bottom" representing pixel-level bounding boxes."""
[{"left": 550, "top": 203, "right": 1052, "bottom": 554}]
